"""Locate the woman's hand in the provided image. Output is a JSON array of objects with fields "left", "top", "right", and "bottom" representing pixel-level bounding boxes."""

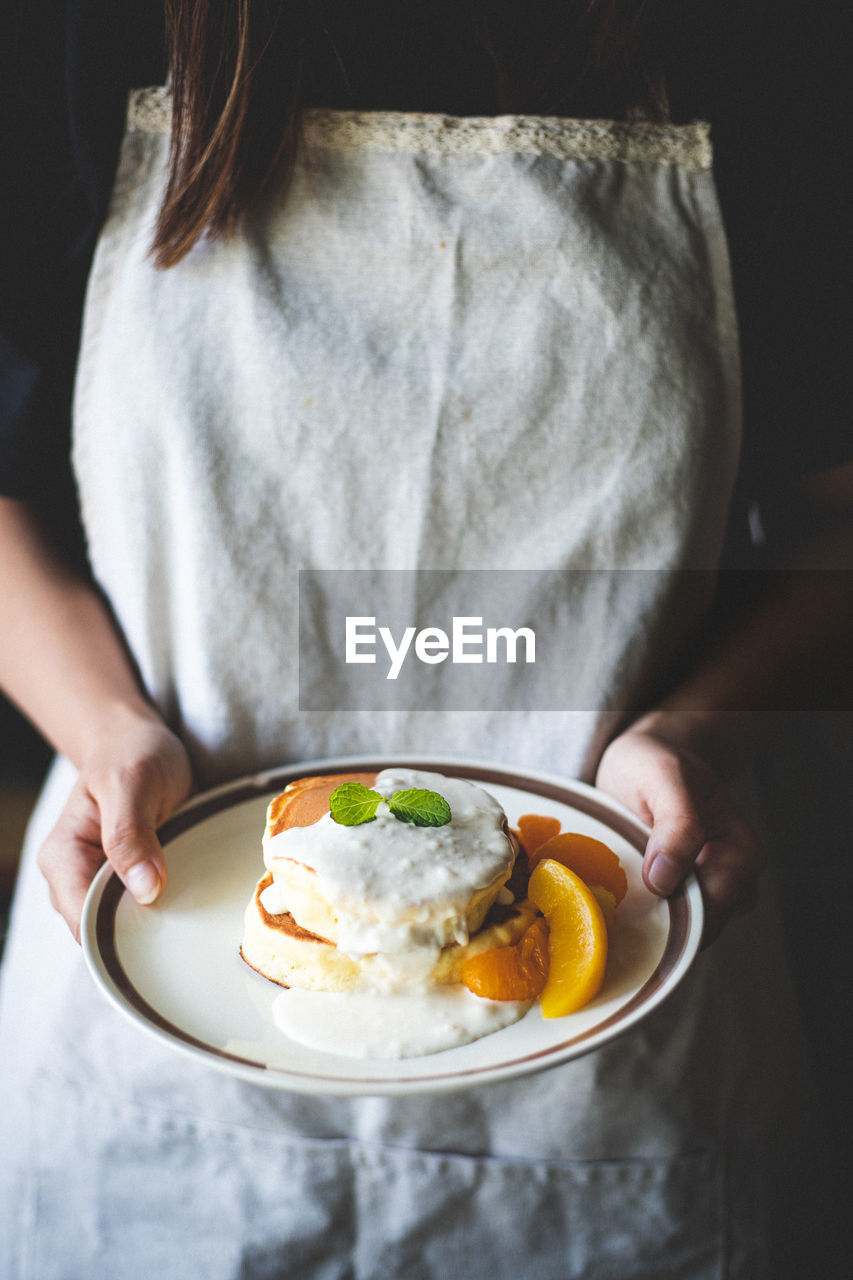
[
  {"left": 0, "top": 498, "right": 193, "bottom": 941},
  {"left": 595, "top": 712, "right": 766, "bottom": 945},
  {"left": 37, "top": 709, "right": 193, "bottom": 942}
]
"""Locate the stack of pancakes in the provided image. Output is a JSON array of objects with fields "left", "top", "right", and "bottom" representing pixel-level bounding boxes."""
[{"left": 240, "top": 768, "right": 534, "bottom": 993}]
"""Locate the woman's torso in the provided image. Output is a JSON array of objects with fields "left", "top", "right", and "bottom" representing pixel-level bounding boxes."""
[{"left": 0, "top": 6, "right": 835, "bottom": 1276}]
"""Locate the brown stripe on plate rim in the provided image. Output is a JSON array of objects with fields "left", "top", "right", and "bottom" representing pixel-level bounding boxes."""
[{"left": 94, "top": 760, "right": 692, "bottom": 1086}]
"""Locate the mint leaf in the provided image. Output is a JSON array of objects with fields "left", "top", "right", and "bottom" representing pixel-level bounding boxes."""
[
  {"left": 329, "top": 782, "right": 384, "bottom": 826},
  {"left": 328, "top": 782, "right": 452, "bottom": 828},
  {"left": 388, "top": 787, "right": 452, "bottom": 827}
]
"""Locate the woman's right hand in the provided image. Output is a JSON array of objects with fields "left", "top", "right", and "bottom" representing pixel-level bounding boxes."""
[
  {"left": 0, "top": 499, "right": 194, "bottom": 941},
  {"left": 37, "top": 709, "right": 193, "bottom": 942}
]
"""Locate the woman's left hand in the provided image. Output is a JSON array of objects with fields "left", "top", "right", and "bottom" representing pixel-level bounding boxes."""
[{"left": 595, "top": 713, "right": 766, "bottom": 945}]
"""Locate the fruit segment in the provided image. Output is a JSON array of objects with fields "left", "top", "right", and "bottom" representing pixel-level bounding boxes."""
[
  {"left": 528, "top": 831, "right": 628, "bottom": 904},
  {"left": 528, "top": 859, "right": 608, "bottom": 1018},
  {"left": 460, "top": 916, "right": 549, "bottom": 1002},
  {"left": 516, "top": 813, "right": 562, "bottom": 857}
]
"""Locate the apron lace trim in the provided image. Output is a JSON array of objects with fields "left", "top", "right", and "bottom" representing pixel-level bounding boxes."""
[{"left": 128, "top": 86, "right": 712, "bottom": 171}]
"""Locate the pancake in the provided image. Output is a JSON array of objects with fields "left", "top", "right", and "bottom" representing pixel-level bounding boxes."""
[
  {"left": 257, "top": 853, "right": 514, "bottom": 951},
  {"left": 241, "top": 767, "right": 528, "bottom": 995},
  {"left": 241, "top": 871, "right": 537, "bottom": 992},
  {"left": 266, "top": 772, "right": 379, "bottom": 837},
  {"left": 257, "top": 767, "right": 519, "bottom": 957}
]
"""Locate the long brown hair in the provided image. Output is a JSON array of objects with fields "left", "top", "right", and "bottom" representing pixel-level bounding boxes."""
[{"left": 153, "top": 1, "right": 664, "bottom": 268}]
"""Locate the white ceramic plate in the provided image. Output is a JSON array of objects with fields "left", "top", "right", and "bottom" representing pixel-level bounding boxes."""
[{"left": 82, "top": 754, "right": 703, "bottom": 1095}]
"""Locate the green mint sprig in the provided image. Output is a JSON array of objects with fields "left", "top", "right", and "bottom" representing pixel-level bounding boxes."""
[
  {"left": 328, "top": 782, "right": 384, "bottom": 826},
  {"left": 329, "top": 781, "right": 451, "bottom": 828},
  {"left": 387, "top": 787, "right": 452, "bottom": 827}
]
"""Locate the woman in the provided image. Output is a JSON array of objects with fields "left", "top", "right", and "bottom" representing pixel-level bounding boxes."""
[{"left": 1, "top": 2, "right": 849, "bottom": 1276}]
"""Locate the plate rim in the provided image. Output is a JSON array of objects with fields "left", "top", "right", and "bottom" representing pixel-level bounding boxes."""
[{"left": 81, "top": 752, "right": 704, "bottom": 1095}]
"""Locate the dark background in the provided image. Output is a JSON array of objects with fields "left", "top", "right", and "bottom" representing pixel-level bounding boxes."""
[{"left": 0, "top": 695, "right": 51, "bottom": 951}]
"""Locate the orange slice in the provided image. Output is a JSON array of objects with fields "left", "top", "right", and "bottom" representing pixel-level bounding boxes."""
[
  {"left": 460, "top": 917, "right": 549, "bottom": 1002},
  {"left": 516, "top": 813, "right": 562, "bottom": 857},
  {"left": 528, "top": 859, "right": 608, "bottom": 1017},
  {"left": 528, "top": 831, "right": 627, "bottom": 905}
]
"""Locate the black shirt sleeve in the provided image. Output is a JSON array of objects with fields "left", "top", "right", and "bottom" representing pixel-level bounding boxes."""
[
  {"left": 0, "top": 0, "right": 165, "bottom": 503},
  {"left": 723, "top": 5, "right": 851, "bottom": 479},
  {"left": 668, "top": 1, "right": 853, "bottom": 564}
]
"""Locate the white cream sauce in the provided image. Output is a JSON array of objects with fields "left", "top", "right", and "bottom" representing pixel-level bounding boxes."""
[
  {"left": 263, "top": 768, "right": 514, "bottom": 955},
  {"left": 272, "top": 985, "right": 531, "bottom": 1059}
]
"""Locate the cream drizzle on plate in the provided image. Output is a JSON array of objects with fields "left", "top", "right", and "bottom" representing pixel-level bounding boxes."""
[{"left": 272, "top": 986, "right": 532, "bottom": 1059}]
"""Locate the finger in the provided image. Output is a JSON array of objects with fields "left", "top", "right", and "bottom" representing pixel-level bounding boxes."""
[
  {"left": 636, "top": 753, "right": 721, "bottom": 896},
  {"left": 694, "top": 826, "right": 766, "bottom": 945},
  {"left": 96, "top": 765, "right": 169, "bottom": 905},
  {"left": 37, "top": 792, "right": 107, "bottom": 943},
  {"left": 643, "top": 806, "right": 708, "bottom": 897}
]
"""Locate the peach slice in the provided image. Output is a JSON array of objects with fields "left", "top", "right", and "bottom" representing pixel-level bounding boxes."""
[
  {"left": 528, "top": 859, "right": 608, "bottom": 1017},
  {"left": 528, "top": 831, "right": 627, "bottom": 905},
  {"left": 460, "top": 916, "right": 549, "bottom": 1002},
  {"left": 516, "top": 813, "right": 562, "bottom": 857}
]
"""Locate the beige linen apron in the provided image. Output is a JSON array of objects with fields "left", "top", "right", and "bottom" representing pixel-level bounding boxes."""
[{"left": 0, "top": 88, "right": 824, "bottom": 1277}]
